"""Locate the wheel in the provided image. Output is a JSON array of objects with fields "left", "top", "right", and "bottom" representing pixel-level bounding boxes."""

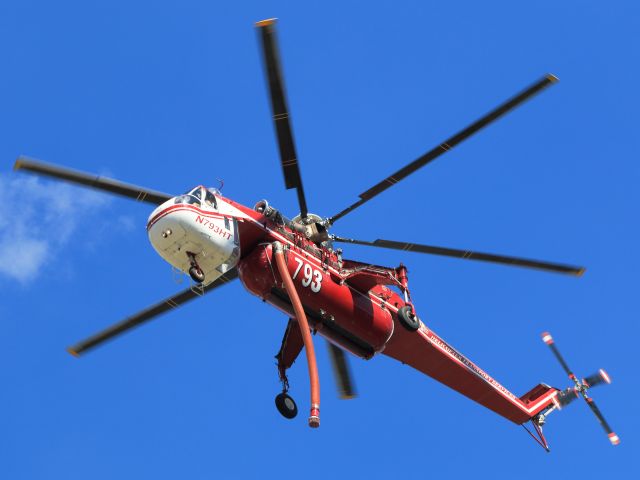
[
  {"left": 275, "top": 392, "right": 298, "bottom": 419},
  {"left": 398, "top": 305, "right": 420, "bottom": 331},
  {"left": 188, "top": 265, "right": 205, "bottom": 283}
]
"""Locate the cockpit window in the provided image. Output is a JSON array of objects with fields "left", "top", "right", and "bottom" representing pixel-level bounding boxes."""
[
  {"left": 204, "top": 189, "right": 217, "bottom": 209},
  {"left": 191, "top": 187, "right": 202, "bottom": 200}
]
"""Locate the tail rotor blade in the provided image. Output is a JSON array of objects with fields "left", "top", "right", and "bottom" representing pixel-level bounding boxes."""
[
  {"left": 541, "top": 332, "right": 580, "bottom": 385},
  {"left": 583, "top": 369, "right": 612, "bottom": 388},
  {"left": 583, "top": 396, "right": 620, "bottom": 446},
  {"left": 327, "top": 342, "right": 357, "bottom": 399}
]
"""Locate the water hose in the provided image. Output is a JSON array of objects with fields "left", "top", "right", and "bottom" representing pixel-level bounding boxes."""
[{"left": 272, "top": 241, "right": 320, "bottom": 428}]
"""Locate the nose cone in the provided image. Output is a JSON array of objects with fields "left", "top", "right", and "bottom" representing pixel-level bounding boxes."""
[
  {"left": 146, "top": 199, "right": 185, "bottom": 253},
  {"left": 145, "top": 198, "right": 240, "bottom": 284},
  {"left": 147, "top": 197, "right": 178, "bottom": 231}
]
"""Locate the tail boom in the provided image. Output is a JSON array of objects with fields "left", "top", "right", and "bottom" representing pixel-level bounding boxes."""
[{"left": 383, "top": 322, "right": 558, "bottom": 424}]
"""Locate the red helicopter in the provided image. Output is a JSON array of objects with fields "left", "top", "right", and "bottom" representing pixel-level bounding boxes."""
[{"left": 13, "top": 18, "right": 618, "bottom": 450}]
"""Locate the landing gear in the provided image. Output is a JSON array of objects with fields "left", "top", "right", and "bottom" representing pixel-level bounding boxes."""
[
  {"left": 186, "top": 252, "right": 205, "bottom": 283},
  {"left": 275, "top": 392, "right": 298, "bottom": 419},
  {"left": 396, "top": 264, "right": 420, "bottom": 332},
  {"left": 188, "top": 265, "right": 205, "bottom": 283},
  {"left": 398, "top": 305, "right": 420, "bottom": 331}
]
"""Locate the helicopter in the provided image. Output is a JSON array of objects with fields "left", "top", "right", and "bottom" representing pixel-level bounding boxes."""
[{"left": 12, "top": 18, "right": 619, "bottom": 450}]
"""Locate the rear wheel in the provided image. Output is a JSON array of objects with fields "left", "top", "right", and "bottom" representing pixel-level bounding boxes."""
[
  {"left": 275, "top": 392, "right": 298, "bottom": 419},
  {"left": 398, "top": 305, "right": 420, "bottom": 331}
]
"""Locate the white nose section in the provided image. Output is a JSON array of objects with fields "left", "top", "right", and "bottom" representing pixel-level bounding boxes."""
[{"left": 147, "top": 201, "right": 239, "bottom": 284}]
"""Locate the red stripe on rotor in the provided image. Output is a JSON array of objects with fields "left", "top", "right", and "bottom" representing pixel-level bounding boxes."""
[
  {"left": 600, "top": 369, "right": 612, "bottom": 384},
  {"left": 541, "top": 332, "right": 554, "bottom": 345},
  {"left": 608, "top": 433, "right": 620, "bottom": 445}
]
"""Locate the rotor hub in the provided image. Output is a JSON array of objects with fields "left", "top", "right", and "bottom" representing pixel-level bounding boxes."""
[{"left": 291, "top": 213, "right": 330, "bottom": 245}]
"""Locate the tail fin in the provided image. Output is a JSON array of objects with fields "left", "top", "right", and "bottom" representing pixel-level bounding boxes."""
[{"left": 519, "top": 383, "right": 558, "bottom": 409}]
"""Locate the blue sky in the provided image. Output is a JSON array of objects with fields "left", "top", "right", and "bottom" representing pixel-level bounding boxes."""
[{"left": 1, "top": 1, "right": 637, "bottom": 478}]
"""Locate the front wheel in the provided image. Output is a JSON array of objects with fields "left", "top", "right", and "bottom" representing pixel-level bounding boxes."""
[
  {"left": 188, "top": 265, "right": 205, "bottom": 283},
  {"left": 275, "top": 392, "right": 298, "bottom": 419},
  {"left": 398, "top": 305, "right": 420, "bottom": 331}
]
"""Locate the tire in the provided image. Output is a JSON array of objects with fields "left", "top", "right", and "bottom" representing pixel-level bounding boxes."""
[
  {"left": 189, "top": 265, "right": 205, "bottom": 283},
  {"left": 398, "top": 305, "right": 420, "bottom": 332},
  {"left": 275, "top": 392, "right": 298, "bottom": 419}
]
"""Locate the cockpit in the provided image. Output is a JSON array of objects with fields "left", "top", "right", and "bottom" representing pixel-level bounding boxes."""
[{"left": 174, "top": 186, "right": 220, "bottom": 210}]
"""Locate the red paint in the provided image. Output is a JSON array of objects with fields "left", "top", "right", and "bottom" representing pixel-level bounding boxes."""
[
  {"left": 238, "top": 243, "right": 394, "bottom": 353},
  {"left": 147, "top": 203, "right": 226, "bottom": 229},
  {"left": 222, "top": 196, "right": 560, "bottom": 426},
  {"left": 195, "top": 215, "right": 233, "bottom": 240}
]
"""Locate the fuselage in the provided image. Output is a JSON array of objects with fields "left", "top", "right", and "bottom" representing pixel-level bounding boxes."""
[{"left": 146, "top": 186, "right": 558, "bottom": 425}]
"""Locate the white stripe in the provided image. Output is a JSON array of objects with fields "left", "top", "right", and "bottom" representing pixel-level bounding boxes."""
[{"left": 599, "top": 368, "right": 611, "bottom": 384}]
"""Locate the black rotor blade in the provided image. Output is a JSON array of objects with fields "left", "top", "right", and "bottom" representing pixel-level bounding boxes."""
[
  {"left": 67, "top": 270, "right": 238, "bottom": 356},
  {"left": 333, "top": 237, "right": 584, "bottom": 276},
  {"left": 255, "top": 18, "right": 308, "bottom": 218},
  {"left": 14, "top": 156, "right": 173, "bottom": 205},
  {"left": 584, "top": 369, "right": 612, "bottom": 388},
  {"left": 327, "top": 342, "right": 357, "bottom": 399},
  {"left": 328, "top": 74, "right": 558, "bottom": 224},
  {"left": 583, "top": 396, "right": 620, "bottom": 445},
  {"left": 541, "top": 332, "right": 580, "bottom": 381}
]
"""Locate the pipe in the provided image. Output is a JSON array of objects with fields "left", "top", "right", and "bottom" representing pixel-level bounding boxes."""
[{"left": 273, "top": 241, "right": 320, "bottom": 428}]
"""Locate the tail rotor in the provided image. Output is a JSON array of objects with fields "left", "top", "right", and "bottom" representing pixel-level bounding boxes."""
[{"left": 541, "top": 332, "right": 620, "bottom": 446}]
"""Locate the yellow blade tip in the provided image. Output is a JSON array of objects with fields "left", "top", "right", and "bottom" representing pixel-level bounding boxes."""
[
  {"left": 13, "top": 157, "right": 24, "bottom": 170},
  {"left": 66, "top": 347, "right": 80, "bottom": 358},
  {"left": 340, "top": 394, "right": 357, "bottom": 400},
  {"left": 255, "top": 18, "right": 277, "bottom": 28},
  {"left": 547, "top": 73, "right": 559, "bottom": 83},
  {"left": 576, "top": 268, "right": 586, "bottom": 277}
]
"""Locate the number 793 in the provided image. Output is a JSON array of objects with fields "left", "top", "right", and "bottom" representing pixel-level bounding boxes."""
[{"left": 292, "top": 258, "right": 323, "bottom": 293}]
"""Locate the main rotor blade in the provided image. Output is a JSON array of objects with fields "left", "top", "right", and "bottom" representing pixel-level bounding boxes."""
[
  {"left": 14, "top": 156, "right": 173, "bottom": 205},
  {"left": 583, "top": 396, "right": 620, "bottom": 445},
  {"left": 67, "top": 270, "right": 238, "bottom": 356},
  {"left": 255, "top": 18, "right": 308, "bottom": 218},
  {"left": 327, "top": 342, "right": 357, "bottom": 399},
  {"left": 328, "top": 74, "right": 558, "bottom": 224},
  {"left": 333, "top": 237, "right": 585, "bottom": 276}
]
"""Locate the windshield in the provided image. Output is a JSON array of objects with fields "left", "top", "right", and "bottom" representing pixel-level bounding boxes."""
[
  {"left": 174, "top": 194, "right": 200, "bottom": 206},
  {"left": 204, "top": 188, "right": 218, "bottom": 209},
  {"left": 176, "top": 186, "right": 219, "bottom": 209}
]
